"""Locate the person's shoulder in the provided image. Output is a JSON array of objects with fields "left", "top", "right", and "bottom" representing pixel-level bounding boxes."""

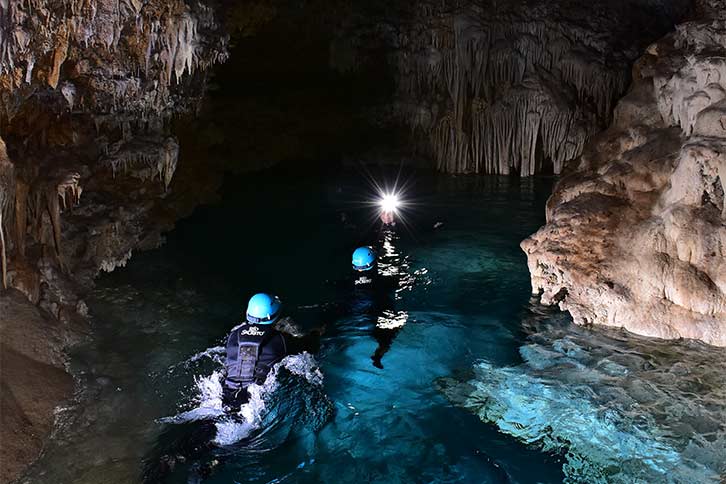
[
  {"left": 229, "top": 321, "right": 247, "bottom": 332},
  {"left": 226, "top": 322, "right": 245, "bottom": 336}
]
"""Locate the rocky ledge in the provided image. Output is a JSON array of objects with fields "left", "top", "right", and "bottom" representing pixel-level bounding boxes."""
[{"left": 522, "top": 0, "right": 726, "bottom": 346}]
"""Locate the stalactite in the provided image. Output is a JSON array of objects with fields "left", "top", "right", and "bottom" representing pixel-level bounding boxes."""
[
  {"left": 46, "top": 182, "right": 63, "bottom": 265},
  {"left": 656, "top": 48, "right": 726, "bottom": 135},
  {"left": 56, "top": 172, "right": 82, "bottom": 212},
  {"left": 15, "top": 179, "right": 28, "bottom": 257},
  {"left": 0, "top": 137, "right": 14, "bottom": 289},
  {"left": 392, "top": 0, "right": 671, "bottom": 175},
  {"left": 0, "top": 0, "right": 228, "bottom": 125},
  {"left": 105, "top": 136, "right": 179, "bottom": 190},
  {"left": 0, "top": 212, "right": 6, "bottom": 289},
  {"left": 0, "top": 170, "right": 85, "bottom": 273}
]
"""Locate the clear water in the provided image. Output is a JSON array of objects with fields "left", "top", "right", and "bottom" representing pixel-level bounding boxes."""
[{"left": 19, "top": 165, "right": 726, "bottom": 484}]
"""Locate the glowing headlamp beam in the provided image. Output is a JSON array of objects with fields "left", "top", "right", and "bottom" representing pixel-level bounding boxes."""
[{"left": 379, "top": 193, "right": 401, "bottom": 213}]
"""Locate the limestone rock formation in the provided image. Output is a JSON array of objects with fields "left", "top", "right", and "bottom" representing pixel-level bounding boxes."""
[
  {"left": 0, "top": 1, "right": 228, "bottom": 480},
  {"left": 0, "top": 0, "right": 227, "bottom": 120},
  {"left": 390, "top": 0, "right": 689, "bottom": 175},
  {"left": 0, "top": 0, "right": 227, "bottom": 314},
  {"left": 0, "top": 289, "right": 77, "bottom": 484},
  {"left": 523, "top": 1, "right": 726, "bottom": 346}
]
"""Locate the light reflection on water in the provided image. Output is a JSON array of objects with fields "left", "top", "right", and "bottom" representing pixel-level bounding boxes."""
[{"left": 17, "top": 169, "right": 725, "bottom": 484}]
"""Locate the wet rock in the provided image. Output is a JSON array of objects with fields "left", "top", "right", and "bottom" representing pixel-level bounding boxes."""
[
  {"left": 523, "top": 5, "right": 726, "bottom": 346},
  {"left": 0, "top": 289, "right": 75, "bottom": 484}
]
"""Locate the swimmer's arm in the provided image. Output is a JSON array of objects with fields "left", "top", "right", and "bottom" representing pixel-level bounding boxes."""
[{"left": 276, "top": 319, "right": 325, "bottom": 355}]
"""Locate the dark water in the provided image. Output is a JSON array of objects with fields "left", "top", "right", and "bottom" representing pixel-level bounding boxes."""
[{"left": 20, "top": 164, "right": 726, "bottom": 484}]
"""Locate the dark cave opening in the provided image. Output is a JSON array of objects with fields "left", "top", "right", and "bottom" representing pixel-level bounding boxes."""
[{"left": 177, "top": 0, "right": 401, "bottom": 174}]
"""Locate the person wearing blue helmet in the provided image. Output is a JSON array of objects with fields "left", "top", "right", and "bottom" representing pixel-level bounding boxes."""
[
  {"left": 352, "top": 246, "right": 377, "bottom": 272},
  {"left": 143, "top": 293, "right": 322, "bottom": 482},
  {"left": 222, "top": 292, "right": 322, "bottom": 408},
  {"left": 342, "top": 244, "right": 401, "bottom": 369}
]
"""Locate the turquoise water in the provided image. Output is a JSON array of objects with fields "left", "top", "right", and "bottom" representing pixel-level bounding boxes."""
[{"left": 20, "top": 165, "right": 726, "bottom": 484}]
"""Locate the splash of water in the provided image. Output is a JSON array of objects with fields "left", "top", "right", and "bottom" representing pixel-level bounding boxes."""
[
  {"left": 163, "top": 345, "right": 226, "bottom": 375},
  {"left": 159, "top": 352, "right": 332, "bottom": 447},
  {"left": 158, "top": 370, "right": 226, "bottom": 423}
]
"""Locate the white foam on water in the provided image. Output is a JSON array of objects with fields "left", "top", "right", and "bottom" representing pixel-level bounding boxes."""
[
  {"left": 158, "top": 370, "right": 225, "bottom": 423},
  {"left": 213, "top": 418, "right": 256, "bottom": 446},
  {"left": 185, "top": 345, "right": 225, "bottom": 366},
  {"left": 163, "top": 345, "right": 226, "bottom": 375},
  {"left": 160, "top": 352, "right": 327, "bottom": 447}
]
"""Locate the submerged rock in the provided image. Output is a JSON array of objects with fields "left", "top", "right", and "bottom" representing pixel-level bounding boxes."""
[
  {"left": 523, "top": 2, "right": 726, "bottom": 346},
  {"left": 440, "top": 316, "right": 726, "bottom": 483}
]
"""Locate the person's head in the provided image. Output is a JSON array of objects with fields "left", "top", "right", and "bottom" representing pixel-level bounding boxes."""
[
  {"left": 380, "top": 211, "right": 395, "bottom": 225},
  {"left": 246, "top": 293, "right": 282, "bottom": 325},
  {"left": 352, "top": 246, "right": 377, "bottom": 272}
]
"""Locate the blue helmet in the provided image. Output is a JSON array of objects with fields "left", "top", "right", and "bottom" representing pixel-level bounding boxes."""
[
  {"left": 352, "top": 246, "right": 376, "bottom": 271},
  {"left": 246, "top": 293, "right": 282, "bottom": 324}
]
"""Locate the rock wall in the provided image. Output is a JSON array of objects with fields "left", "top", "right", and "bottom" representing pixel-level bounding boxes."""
[
  {"left": 389, "top": 0, "right": 690, "bottom": 175},
  {"left": 0, "top": 0, "right": 227, "bottom": 481},
  {"left": 0, "top": 289, "right": 76, "bottom": 484},
  {"left": 522, "top": 0, "right": 726, "bottom": 346},
  {"left": 0, "top": 0, "right": 227, "bottom": 315},
  {"left": 0, "top": 0, "right": 227, "bottom": 120}
]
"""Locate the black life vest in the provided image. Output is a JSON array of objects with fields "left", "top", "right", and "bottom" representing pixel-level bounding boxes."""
[{"left": 224, "top": 324, "right": 287, "bottom": 388}]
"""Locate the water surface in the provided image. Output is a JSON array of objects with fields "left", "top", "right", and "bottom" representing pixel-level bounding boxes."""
[{"left": 20, "top": 165, "right": 725, "bottom": 483}]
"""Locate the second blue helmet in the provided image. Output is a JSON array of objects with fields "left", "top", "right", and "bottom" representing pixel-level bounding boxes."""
[
  {"left": 246, "top": 293, "right": 282, "bottom": 324},
  {"left": 352, "top": 246, "right": 377, "bottom": 271}
]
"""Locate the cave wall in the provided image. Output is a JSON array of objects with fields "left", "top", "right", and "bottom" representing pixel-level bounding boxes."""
[
  {"left": 1, "top": 0, "right": 227, "bottom": 123},
  {"left": 522, "top": 0, "right": 726, "bottom": 346},
  {"left": 0, "top": 0, "right": 227, "bottom": 312},
  {"left": 384, "top": 0, "right": 691, "bottom": 175},
  {"left": 0, "top": 1, "right": 228, "bottom": 481}
]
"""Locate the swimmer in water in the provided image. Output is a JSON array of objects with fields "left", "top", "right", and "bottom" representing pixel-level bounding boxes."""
[
  {"left": 223, "top": 293, "right": 322, "bottom": 410},
  {"left": 143, "top": 293, "right": 322, "bottom": 483},
  {"left": 349, "top": 245, "right": 403, "bottom": 369}
]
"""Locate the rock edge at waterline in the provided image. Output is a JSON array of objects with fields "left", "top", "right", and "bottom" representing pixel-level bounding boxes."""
[{"left": 523, "top": 0, "right": 726, "bottom": 346}]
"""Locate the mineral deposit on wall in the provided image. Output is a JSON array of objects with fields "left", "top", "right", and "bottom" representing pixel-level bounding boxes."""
[
  {"left": 523, "top": 0, "right": 726, "bottom": 346},
  {"left": 393, "top": 0, "right": 689, "bottom": 175}
]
